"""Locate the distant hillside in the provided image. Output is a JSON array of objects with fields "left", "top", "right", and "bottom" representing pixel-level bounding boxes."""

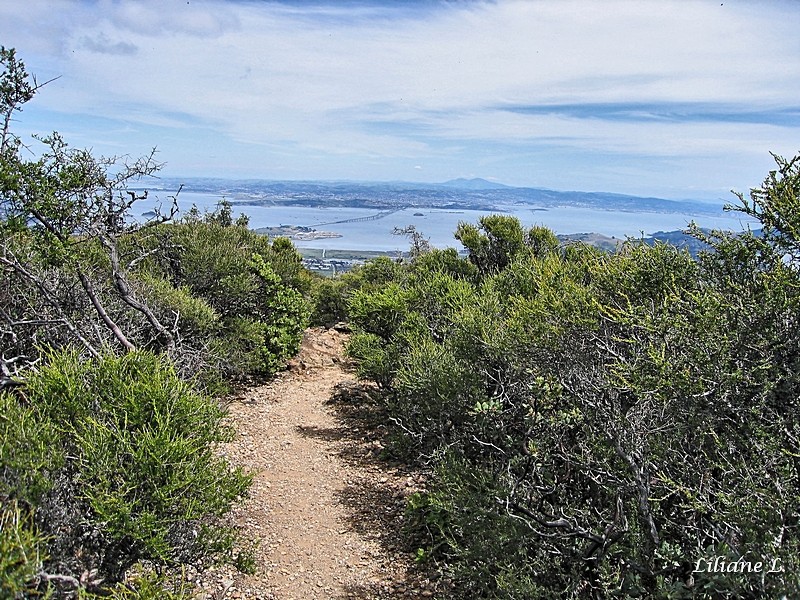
[
  {"left": 439, "top": 177, "right": 512, "bottom": 190},
  {"left": 147, "top": 176, "right": 722, "bottom": 217},
  {"left": 557, "top": 228, "right": 765, "bottom": 257}
]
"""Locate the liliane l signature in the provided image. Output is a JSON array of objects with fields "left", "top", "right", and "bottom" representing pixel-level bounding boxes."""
[{"left": 693, "top": 556, "right": 785, "bottom": 575}]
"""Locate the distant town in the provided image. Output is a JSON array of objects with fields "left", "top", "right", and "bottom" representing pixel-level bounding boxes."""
[{"left": 153, "top": 176, "right": 723, "bottom": 215}]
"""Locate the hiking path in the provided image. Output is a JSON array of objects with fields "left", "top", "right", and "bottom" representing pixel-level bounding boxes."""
[{"left": 197, "top": 327, "right": 446, "bottom": 600}]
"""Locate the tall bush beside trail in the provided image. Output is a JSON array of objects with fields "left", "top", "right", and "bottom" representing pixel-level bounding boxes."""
[
  {"left": 408, "top": 247, "right": 477, "bottom": 282},
  {"left": 455, "top": 214, "right": 526, "bottom": 276},
  {"left": 346, "top": 283, "right": 411, "bottom": 388},
  {"left": 310, "top": 275, "right": 351, "bottom": 327},
  {"left": 346, "top": 266, "right": 476, "bottom": 395},
  {"left": 129, "top": 220, "right": 310, "bottom": 380},
  {"left": 0, "top": 350, "right": 252, "bottom": 596},
  {"left": 268, "top": 235, "right": 314, "bottom": 294},
  {"left": 246, "top": 253, "right": 309, "bottom": 376},
  {"left": 353, "top": 255, "right": 406, "bottom": 287}
]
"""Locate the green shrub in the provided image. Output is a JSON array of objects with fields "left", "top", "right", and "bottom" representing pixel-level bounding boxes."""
[
  {"left": 0, "top": 392, "right": 63, "bottom": 506},
  {"left": 392, "top": 327, "right": 484, "bottom": 454},
  {"left": 310, "top": 276, "right": 350, "bottom": 327},
  {"left": 346, "top": 202, "right": 800, "bottom": 597},
  {"left": 353, "top": 255, "right": 404, "bottom": 286},
  {"left": 1, "top": 350, "right": 252, "bottom": 592},
  {"left": 405, "top": 453, "right": 554, "bottom": 600},
  {"left": 455, "top": 214, "right": 526, "bottom": 276},
  {"left": 347, "top": 282, "right": 412, "bottom": 341},
  {"left": 132, "top": 223, "right": 310, "bottom": 379},
  {"left": 268, "top": 236, "right": 314, "bottom": 294},
  {"left": 136, "top": 273, "right": 220, "bottom": 337},
  {"left": 409, "top": 247, "right": 477, "bottom": 282},
  {"left": 250, "top": 253, "right": 309, "bottom": 375},
  {"left": 346, "top": 331, "right": 395, "bottom": 388},
  {"left": 310, "top": 254, "right": 412, "bottom": 327},
  {"left": 0, "top": 501, "right": 48, "bottom": 599},
  {"left": 92, "top": 567, "right": 194, "bottom": 600}
]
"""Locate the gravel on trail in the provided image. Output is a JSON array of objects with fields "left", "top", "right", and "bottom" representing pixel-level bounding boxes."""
[{"left": 194, "top": 327, "right": 449, "bottom": 600}]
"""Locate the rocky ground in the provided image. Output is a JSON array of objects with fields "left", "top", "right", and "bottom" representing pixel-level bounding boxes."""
[{"left": 195, "top": 327, "right": 449, "bottom": 600}]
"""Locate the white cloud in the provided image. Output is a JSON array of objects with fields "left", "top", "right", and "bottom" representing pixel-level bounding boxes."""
[
  {"left": 106, "top": 1, "right": 241, "bottom": 38},
  {"left": 1, "top": 0, "right": 798, "bottom": 197}
]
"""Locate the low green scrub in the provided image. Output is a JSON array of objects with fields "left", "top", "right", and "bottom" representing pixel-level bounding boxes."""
[
  {"left": 128, "top": 217, "right": 311, "bottom": 383},
  {"left": 344, "top": 157, "right": 800, "bottom": 598},
  {"left": 309, "top": 254, "right": 408, "bottom": 327},
  {"left": 0, "top": 350, "right": 252, "bottom": 597},
  {"left": 0, "top": 501, "right": 48, "bottom": 599},
  {"left": 0, "top": 48, "right": 304, "bottom": 599}
]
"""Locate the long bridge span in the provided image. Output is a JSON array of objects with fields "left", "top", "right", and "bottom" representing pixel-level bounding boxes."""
[{"left": 309, "top": 208, "right": 401, "bottom": 227}]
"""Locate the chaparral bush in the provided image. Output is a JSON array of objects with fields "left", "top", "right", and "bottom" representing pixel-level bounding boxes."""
[
  {"left": 345, "top": 155, "right": 800, "bottom": 599},
  {"left": 1, "top": 47, "right": 310, "bottom": 389},
  {"left": 0, "top": 48, "right": 308, "bottom": 597},
  {"left": 0, "top": 350, "right": 252, "bottom": 597}
]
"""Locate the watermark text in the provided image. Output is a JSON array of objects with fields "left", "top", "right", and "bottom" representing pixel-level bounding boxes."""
[{"left": 693, "top": 556, "right": 784, "bottom": 575}]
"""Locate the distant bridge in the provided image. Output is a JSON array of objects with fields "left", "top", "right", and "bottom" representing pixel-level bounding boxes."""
[{"left": 310, "top": 208, "right": 400, "bottom": 227}]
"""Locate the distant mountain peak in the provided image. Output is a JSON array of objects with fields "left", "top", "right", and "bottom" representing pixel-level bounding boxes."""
[{"left": 440, "top": 177, "right": 511, "bottom": 190}]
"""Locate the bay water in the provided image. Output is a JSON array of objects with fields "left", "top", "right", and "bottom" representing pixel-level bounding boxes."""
[{"left": 134, "top": 191, "right": 754, "bottom": 252}]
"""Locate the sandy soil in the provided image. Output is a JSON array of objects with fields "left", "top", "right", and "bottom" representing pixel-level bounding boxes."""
[{"left": 195, "top": 327, "right": 444, "bottom": 600}]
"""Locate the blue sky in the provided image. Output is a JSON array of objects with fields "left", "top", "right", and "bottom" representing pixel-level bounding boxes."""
[{"left": 1, "top": 0, "right": 799, "bottom": 201}]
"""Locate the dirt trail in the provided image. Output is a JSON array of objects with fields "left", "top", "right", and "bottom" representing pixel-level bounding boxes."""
[{"left": 196, "top": 327, "right": 441, "bottom": 600}]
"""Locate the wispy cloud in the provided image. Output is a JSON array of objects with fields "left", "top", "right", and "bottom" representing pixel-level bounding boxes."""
[
  {"left": 501, "top": 103, "right": 800, "bottom": 127},
  {"left": 80, "top": 33, "right": 138, "bottom": 56},
  {"left": 0, "top": 0, "right": 798, "bottom": 199}
]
